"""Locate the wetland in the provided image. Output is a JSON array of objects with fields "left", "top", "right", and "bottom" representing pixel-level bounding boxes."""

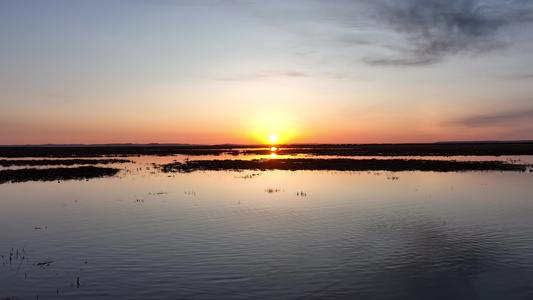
[{"left": 1, "top": 143, "right": 533, "bottom": 299}]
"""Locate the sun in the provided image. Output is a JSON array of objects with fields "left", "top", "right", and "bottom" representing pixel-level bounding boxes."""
[{"left": 269, "top": 134, "right": 278, "bottom": 144}]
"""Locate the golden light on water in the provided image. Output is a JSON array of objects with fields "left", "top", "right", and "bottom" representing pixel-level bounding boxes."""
[{"left": 271, "top": 147, "right": 277, "bottom": 151}]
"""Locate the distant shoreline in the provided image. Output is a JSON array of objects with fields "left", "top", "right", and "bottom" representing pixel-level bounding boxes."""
[
  {"left": 1, "top": 142, "right": 533, "bottom": 158},
  {"left": 1, "top": 140, "right": 533, "bottom": 147}
]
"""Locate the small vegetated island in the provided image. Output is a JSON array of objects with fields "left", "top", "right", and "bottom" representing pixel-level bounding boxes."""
[
  {"left": 0, "top": 159, "right": 130, "bottom": 184},
  {"left": 0, "top": 158, "right": 130, "bottom": 167},
  {"left": 0, "top": 166, "right": 122, "bottom": 184},
  {"left": 159, "top": 158, "right": 527, "bottom": 173}
]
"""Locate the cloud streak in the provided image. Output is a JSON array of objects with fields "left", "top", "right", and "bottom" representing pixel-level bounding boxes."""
[
  {"left": 456, "top": 108, "right": 533, "bottom": 127},
  {"left": 216, "top": 70, "right": 308, "bottom": 82},
  {"left": 507, "top": 74, "right": 533, "bottom": 80}
]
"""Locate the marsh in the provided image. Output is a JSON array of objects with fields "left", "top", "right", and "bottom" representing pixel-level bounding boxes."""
[{"left": 1, "top": 146, "right": 533, "bottom": 299}]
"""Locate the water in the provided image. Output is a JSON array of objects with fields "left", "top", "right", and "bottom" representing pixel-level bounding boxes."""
[{"left": 1, "top": 155, "right": 533, "bottom": 299}]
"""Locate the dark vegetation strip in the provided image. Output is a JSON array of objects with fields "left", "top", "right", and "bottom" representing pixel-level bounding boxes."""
[
  {"left": 1, "top": 142, "right": 533, "bottom": 157},
  {"left": 0, "top": 146, "right": 239, "bottom": 157},
  {"left": 0, "top": 166, "right": 121, "bottom": 184},
  {"left": 0, "top": 158, "right": 131, "bottom": 167},
  {"left": 160, "top": 158, "right": 529, "bottom": 173},
  {"left": 244, "top": 142, "right": 533, "bottom": 157}
]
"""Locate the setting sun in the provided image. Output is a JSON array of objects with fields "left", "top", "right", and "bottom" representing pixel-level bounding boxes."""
[{"left": 269, "top": 134, "right": 278, "bottom": 144}]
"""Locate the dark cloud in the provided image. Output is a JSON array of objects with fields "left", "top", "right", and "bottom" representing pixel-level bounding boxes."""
[
  {"left": 358, "top": 0, "right": 533, "bottom": 66},
  {"left": 456, "top": 108, "right": 533, "bottom": 127},
  {"left": 301, "top": 0, "right": 533, "bottom": 67}
]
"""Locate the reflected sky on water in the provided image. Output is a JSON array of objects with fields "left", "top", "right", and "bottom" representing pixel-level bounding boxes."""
[{"left": 1, "top": 155, "right": 533, "bottom": 299}]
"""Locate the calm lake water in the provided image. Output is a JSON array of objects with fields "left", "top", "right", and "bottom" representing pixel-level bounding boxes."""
[{"left": 1, "top": 155, "right": 533, "bottom": 299}]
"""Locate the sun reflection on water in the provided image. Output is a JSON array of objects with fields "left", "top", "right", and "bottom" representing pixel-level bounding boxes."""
[{"left": 270, "top": 146, "right": 279, "bottom": 159}]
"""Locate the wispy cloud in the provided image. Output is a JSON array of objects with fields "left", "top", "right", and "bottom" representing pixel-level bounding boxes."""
[
  {"left": 131, "top": 0, "right": 253, "bottom": 8},
  {"left": 216, "top": 70, "right": 308, "bottom": 82},
  {"left": 245, "top": 0, "right": 533, "bottom": 67},
  {"left": 361, "top": 56, "right": 439, "bottom": 67},
  {"left": 216, "top": 69, "right": 354, "bottom": 82},
  {"left": 363, "top": 0, "right": 533, "bottom": 66},
  {"left": 456, "top": 108, "right": 533, "bottom": 127},
  {"left": 507, "top": 74, "right": 533, "bottom": 80}
]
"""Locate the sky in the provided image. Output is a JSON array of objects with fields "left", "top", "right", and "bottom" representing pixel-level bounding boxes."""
[{"left": 1, "top": 0, "right": 533, "bottom": 145}]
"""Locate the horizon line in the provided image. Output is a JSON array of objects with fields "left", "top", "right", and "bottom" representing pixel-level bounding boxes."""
[{"left": 1, "top": 140, "right": 533, "bottom": 147}]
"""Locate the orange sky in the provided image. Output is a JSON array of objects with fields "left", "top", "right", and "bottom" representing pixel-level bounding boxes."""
[{"left": 1, "top": 1, "right": 533, "bottom": 145}]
